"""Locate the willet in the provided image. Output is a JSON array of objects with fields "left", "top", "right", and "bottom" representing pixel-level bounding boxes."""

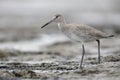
[{"left": 41, "top": 14, "right": 114, "bottom": 69}]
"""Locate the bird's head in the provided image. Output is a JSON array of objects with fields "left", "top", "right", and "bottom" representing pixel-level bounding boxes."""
[{"left": 41, "top": 14, "right": 63, "bottom": 28}]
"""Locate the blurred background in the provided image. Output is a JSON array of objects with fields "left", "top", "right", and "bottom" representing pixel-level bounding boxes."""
[{"left": 0, "top": 0, "right": 120, "bottom": 51}]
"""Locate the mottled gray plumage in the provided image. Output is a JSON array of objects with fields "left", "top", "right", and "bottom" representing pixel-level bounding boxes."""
[
  {"left": 60, "top": 24, "right": 111, "bottom": 42},
  {"left": 41, "top": 14, "right": 114, "bottom": 69}
]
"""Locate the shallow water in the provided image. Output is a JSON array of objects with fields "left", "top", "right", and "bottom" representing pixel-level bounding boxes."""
[{"left": 0, "top": 33, "right": 69, "bottom": 51}]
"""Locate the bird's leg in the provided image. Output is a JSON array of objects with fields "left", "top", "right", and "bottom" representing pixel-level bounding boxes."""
[
  {"left": 96, "top": 40, "right": 100, "bottom": 64},
  {"left": 79, "top": 43, "right": 85, "bottom": 69}
]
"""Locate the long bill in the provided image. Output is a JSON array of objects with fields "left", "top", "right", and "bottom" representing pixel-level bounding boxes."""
[{"left": 41, "top": 17, "right": 56, "bottom": 28}]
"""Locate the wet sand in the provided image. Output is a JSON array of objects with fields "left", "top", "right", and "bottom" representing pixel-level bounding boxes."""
[{"left": 0, "top": 37, "right": 120, "bottom": 80}]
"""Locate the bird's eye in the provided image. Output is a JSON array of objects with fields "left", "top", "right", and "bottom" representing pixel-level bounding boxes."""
[{"left": 56, "top": 16, "right": 59, "bottom": 18}]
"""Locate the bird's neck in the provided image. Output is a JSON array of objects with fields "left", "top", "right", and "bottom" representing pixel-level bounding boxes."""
[{"left": 57, "top": 18, "right": 66, "bottom": 30}]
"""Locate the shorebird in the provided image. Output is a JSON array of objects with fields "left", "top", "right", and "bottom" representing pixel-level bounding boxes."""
[{"left": 41, "top": 14, "right": 114, "bottom": 69}]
